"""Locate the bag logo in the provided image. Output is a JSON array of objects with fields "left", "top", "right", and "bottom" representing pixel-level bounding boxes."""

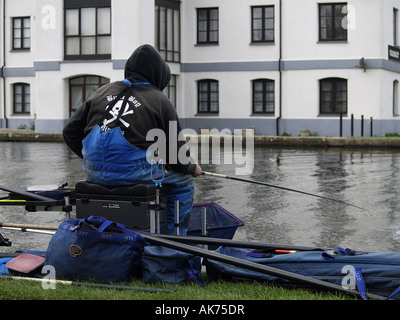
[{"left": 69, "top": 244, "right": 82, "bottom": 257}]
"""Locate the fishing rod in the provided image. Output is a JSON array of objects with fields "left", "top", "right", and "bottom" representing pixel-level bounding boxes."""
[
  {"left": 202, "top": 171, "right": 367, "bottom": 211},
  {"left": 0, "top": 222, "right": 57, "bottom": 236},
  {"left": 0, "top": 226, "right": 56, "bottom": 235},
  {"left": 0, "top": 222, "right": 58, "bottom": 231},
  {"left": 0, "top": 222, "right": 325, "bottom": 251},
  {"left": 0, "top": 185, "right": 56, "bottom": 202},
  {"left": 154, "top": 234, "right": 325, "bottom": 252},
  {"left": 0, "top": 275, "right": 174, "bottom": 293}
]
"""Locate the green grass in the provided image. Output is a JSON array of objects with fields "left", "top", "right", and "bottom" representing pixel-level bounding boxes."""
[{"left": 0, "top": 276, "right": 352, "bottom": 300}]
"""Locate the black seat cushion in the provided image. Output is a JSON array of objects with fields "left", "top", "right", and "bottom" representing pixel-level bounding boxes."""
[{"left": 75, "top": 180, "right": 162, "bottom": 198}]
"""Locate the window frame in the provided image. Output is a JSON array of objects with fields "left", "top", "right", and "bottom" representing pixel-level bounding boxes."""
[
  {"left": 252, "top": 79, "right": 275, "bottom": 114},
  {"left": 69, "top": 75, "right": 109, "bottom": 116},
  {"left": 197, "top": 79, "right": 219, "bottom": 114},
  {"left": 12, "top": 17, "right": 31, "bottom": 50},
  {"left": 64, "top": 3, "right": 111, "bottom": 60},
  {"left": 318, "top": 3, "right": 348, "bottom": 42},
  {"left": 13, "top": 83, "right": 30, "bottom": 114},
  {"left": 155, "top": 0, "right": 181, "bottom": 62},
  {"left": 394, "top": 8, "right": 399, "bottom": 46},
  {"left": 319, "top": 77, "right": 348, "bottom": 115},
  {"left": 163, "top": 74, "right": 177, "bottom": 108},
  {"left": 251, "top": 6, "right": 275, "bottom": 43},
  {"left": 197, "top": 7, "right": 219, "bottom": 45}
]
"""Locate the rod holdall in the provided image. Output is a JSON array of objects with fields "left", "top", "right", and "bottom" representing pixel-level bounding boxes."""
[
  {"left": 44, "top": 216, "right": 146, "bottom": 283},
  {"left": 205, "top": 246, "right": 400, "bottom": 300}
]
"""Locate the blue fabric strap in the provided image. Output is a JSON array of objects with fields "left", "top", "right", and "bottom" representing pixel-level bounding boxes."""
[
  {"left": 187, "top": 258, "right": 206, "bottom": 287},
  {"left": 354, "top": 267, "right": 367, "bottom": 300},
  {"left": 97, "top": 219, "right": 115, "bottom": 232},
  {"left": 122, "top": 79, "right": 150, "bottom": 86},
  {"left": 388, "top": 285, "right": 400, "bottom": 299}
]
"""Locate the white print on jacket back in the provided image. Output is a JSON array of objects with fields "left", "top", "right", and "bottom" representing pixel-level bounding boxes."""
[{"left": 101, "top": 95, "right": 141, "bottom": 132}]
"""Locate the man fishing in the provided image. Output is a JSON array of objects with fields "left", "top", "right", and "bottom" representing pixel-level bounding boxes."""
[{"left": 63, "top": 44, "right": 202, "bottom": 235}]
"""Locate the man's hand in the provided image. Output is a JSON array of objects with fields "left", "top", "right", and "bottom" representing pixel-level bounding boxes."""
[{"left": 192, "top": 164, "right": 202, "bottom": 177}]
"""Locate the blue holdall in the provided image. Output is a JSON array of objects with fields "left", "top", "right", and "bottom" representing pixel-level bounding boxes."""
[
  {"left": 141, "top": 245, "right": 204, "bottom": 285},
  {"left": 205, "top": 246, "right": 400, "bottom": 300},
  {"left": 44, "top": 216, "right": 146, "bottom": 283}
]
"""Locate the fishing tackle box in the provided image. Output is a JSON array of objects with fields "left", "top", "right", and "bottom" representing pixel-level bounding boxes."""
[{"left": 75, "top": 180, "right": 167, "bottom": 232}]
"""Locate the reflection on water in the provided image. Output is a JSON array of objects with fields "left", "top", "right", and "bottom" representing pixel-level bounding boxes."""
[
  {"left": 195, "top": 146, "right": 400, "bottom": 252},
  {"left": 1, "top": 142, "right": 400, "bottom": 252}
]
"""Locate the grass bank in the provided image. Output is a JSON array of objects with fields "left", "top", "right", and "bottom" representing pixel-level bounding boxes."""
[{"left": 0, "top": 276, "right": 352, "bottom": 301}]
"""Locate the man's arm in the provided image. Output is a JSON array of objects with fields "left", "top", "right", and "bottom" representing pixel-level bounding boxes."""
[{"left": 62, "top": 102, "right": 90, "bottom": 159}]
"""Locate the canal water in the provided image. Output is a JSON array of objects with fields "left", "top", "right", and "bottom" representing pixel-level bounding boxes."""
[{"left": 1, "top": 141, "right": 400, "bottom": 253}]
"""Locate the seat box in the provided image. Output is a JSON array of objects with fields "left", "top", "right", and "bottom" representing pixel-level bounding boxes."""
[{"left": 75, "top": 181, "right": 167, "bottom": 232}]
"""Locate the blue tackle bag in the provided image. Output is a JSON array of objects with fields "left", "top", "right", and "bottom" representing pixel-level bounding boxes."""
[
  {"left": 44, "top": 216, "right": 146, "bottom": 283},
  {"left": 141, "top": 245, "right": 204, "bottom": 285}
]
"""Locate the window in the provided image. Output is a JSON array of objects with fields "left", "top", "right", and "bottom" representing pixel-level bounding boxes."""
[
  {"left": 394, "top": 8, "right": 399, "bottom": 46},
  {"left": 12, "top": 17, "right": 30, "bottom": 50},
  {"left": 252, "top": 79, "right": 275, "bottom": 114},
  {"left": 64, "top": 0, "right": 111, "bottom": 60},
  {"left": 197, "top": 8, "right": 219, "bottom": 44},
  {"left": 320, "top": 78, "right": 347, "bottom": 114},
  {"left": 198, "top": 80, "right": 219, "bottom": 113},
  {"left": 13, "top": 83, "right": 30, "bottom": 114},
  {"left": 155, "top": 0, "right": 180, "bottom": 62},
  {"left": 394, "top": 80, "right": 399, "bottom": 116},
  {"left": 319, "top": 3, "right": 347, "bottom": 41},
  {"left": 69, "top": 75, "right": 109, "bottom": 115},
  {"left": 163, "top": 75, "right": 177, "bottom": 108},
  {"left": 251, "top": 6, "right": 274, "bottom": 43}
]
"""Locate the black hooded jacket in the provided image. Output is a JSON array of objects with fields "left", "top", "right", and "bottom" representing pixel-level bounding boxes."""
[{"left": 63, "top": 44, "right": 196, "bottom": 175}]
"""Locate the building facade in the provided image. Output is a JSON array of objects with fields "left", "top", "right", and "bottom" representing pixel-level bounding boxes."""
[{"left": 0, "top": 0, "right": 400, "bottom": 137}]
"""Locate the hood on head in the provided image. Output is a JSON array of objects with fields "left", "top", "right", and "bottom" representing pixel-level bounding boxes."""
[{"left": 124, "top": 44, "right": 171, "bottom": 91}]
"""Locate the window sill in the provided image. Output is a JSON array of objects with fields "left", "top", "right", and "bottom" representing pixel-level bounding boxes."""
[
  {"left": 317, "top": 40, "right": 348, "bottom": 44},
  {"left": 195, "top": 43, "right": 219, "bottom": 46},
  {"left": 317, "top": 113, "right": 348, "bottom": 117},
  {"left": 61, "top": 59, "right": 112, "bottom": 64},
  {"left": 195, "top": 113, "right": 219, "bottom": 116},
  {"left": 10, "top": 49, "right": 30, "bottom": 52},
  {"left": 64, "top": 54, "right": 111, "bottom": 61},
  {"left": 250, "top": 113, "right": 275, "bottom": 116},
  {"left": 249, "top": 42, "right": 275, "bottom": 46},
  {"left": 11, "top": 113, "right": 31, "bottom": 116}
]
